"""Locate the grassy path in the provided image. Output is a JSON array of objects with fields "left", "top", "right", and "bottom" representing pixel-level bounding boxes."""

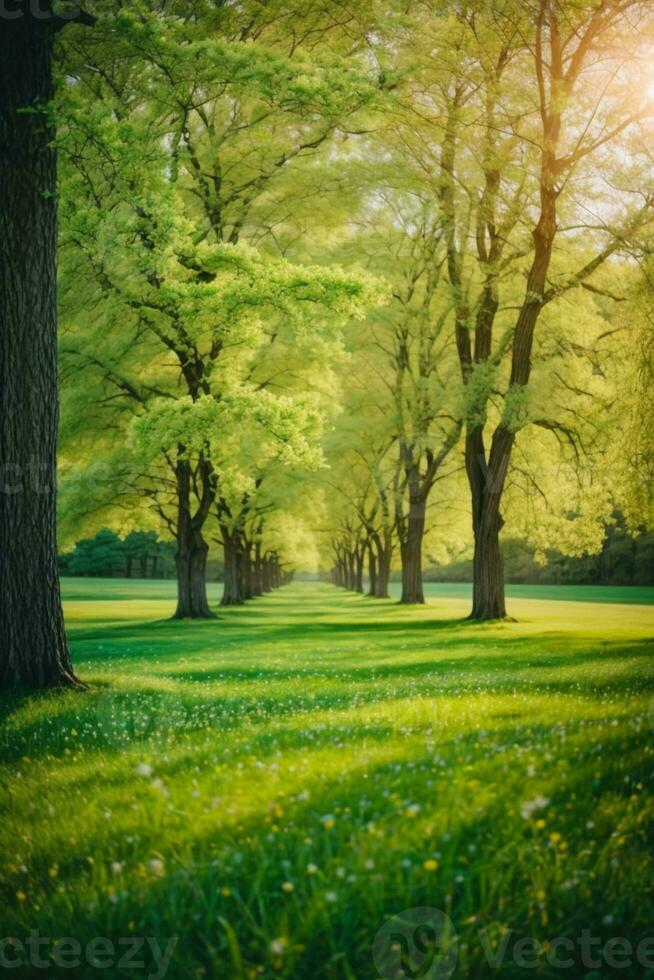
[{"left": 1, "top": 582, "right": 653, "bottom": 978}]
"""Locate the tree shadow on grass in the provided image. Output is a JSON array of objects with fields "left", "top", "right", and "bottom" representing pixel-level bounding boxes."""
[
  {"left": 1, "top": 632, "right": 652, "bottom": 766},
  {"left": 6, "top": 720, "right": 653, "bottom": 980}
]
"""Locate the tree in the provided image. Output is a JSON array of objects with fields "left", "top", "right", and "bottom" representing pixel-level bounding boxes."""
[
  {"left": 616, "top": 263, "right": 654, "bottom": 532},
  {"left": 60, "top": 529, "right": 175, "bottom": 577},
  {"left": 323, "top": 198, "right": 463, "bottom": 602},
  {"left": 383, "top": 0, "right": 654, "bottom": 618},
  {"left": 0, "top": 4, "right": 93, "bottom": 689},
  {"left": 57, "top": 5, "right": 381, "bottom": 617},
  {"left": 322, "top": 417, "right": 399, "bottom": 599}
]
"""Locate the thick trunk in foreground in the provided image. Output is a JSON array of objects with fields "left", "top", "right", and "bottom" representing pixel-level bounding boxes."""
[
  {"left": 0, "top": 13, "right": 82, "bottom": 689},
  {"left": 400, "top": 500, "right": 425, "bottom": 604}
]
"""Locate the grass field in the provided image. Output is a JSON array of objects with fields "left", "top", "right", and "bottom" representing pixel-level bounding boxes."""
[{"left": 1, "top": 581, "right": 653, "bottom": 979}]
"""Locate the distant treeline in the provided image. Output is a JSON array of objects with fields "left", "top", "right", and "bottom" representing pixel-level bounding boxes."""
[
  {"left": 64, "top": 521, "right": 653, "bottom": 587},
  {"left": 59, "top": 531, "right": 177, "bottom": 579},
  {"left": 59, "top": 529, "right": 278, "bottom": 586},
  {"left": 424, "top": 520, "right": 654, "bottom": 586},
  {"left": 59, "top": 530, "right": 230, "bottom": 581}
]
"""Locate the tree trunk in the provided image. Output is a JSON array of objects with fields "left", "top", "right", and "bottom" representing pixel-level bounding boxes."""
[
  {"left": 400, "top": 498, "right": 426, "bottom": 604},
  {"left": 241, "top": 543, "right": 254, "bottom": 600},
  {"left": 252, "top": 542, "right": 263, "bottom": 596},
  {"left": 355, "top": 548, "right": 364, "bottom": 593},
  {"left": 174, "top": 524, "right": 213, "bottom": 618},
  {"left": 376, "top": 538, "right": 392, "bottom": 599},
  {"left": 173, "top": 459, "right": 214, "bottom": 618},
  {"left": 261, "top": 557, "right": 272, "bottom": 592},
  {"left": 470, "top": 516, "right": 506, "bottom": 620},
  {"left": 0, "top": 11, "right": 82, "bottom": 690},
  {"left": 367, "top": 546, "right": 377, "bottom": 597},
  {"left": 221, "top": 529, "right": 244, "bottom": 606},
  {"left": 347, "top": 551, "right": 355, "bottom": 590},
  {"left": 465, "top": 426, "right": 511, "bottom": 620}
]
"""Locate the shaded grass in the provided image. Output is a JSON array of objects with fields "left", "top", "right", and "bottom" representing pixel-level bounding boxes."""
[{"left": 0, "top": 582, "right": 653, "bottom": 979}]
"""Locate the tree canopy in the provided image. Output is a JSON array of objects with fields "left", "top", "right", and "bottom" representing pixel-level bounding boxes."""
[{"left": 53, "top": 0, "right": 654, "bottom": 628}]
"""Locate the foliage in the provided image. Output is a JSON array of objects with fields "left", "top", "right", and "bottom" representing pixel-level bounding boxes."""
[
  {"left": 424, "top": 521, "right": 654, "bottom": 588},
  {"left": 59, "top": 530, "right": 176, "bottom": 579},
  {"left": 55, "top": 0, "right": 654, "bottom": 593}
]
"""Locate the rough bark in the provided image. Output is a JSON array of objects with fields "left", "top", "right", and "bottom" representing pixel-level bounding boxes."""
[{"left": 0, "top": 10, "right": 82, "bottom": 689}]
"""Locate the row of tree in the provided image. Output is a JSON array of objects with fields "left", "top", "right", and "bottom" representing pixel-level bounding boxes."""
[
  {"left": 49, "top": 0, "right": 654, "bottom": 619},
  {"left": 2, "top": 0, "right": 654, "bottom": 688},
  {"left": 318, "top": 0, "right": 654, "bottom": 611},
  {"left": 55, "top": 0, "right": 381, "bottom": 625},
  {"left": 63, "top": 517, "right": 654, "bottom": 589},
  {"left": 423, "top": 524, "right": 654, "bottom": 587}
]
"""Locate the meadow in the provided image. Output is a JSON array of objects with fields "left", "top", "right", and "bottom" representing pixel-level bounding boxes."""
[{"left": 1, "top": 581, "right": 653, "bottom": 979}]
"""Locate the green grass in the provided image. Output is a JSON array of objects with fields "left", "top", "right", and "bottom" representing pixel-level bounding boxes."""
[
  {"left": 1, "top": 581, "right": 653, "bottom": 979},
  {"left": 58, "top": 577, "right": 654, "bottom": 606},
  {"left": 413, "top": 582, "right": 654, "bottom": 605}
]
